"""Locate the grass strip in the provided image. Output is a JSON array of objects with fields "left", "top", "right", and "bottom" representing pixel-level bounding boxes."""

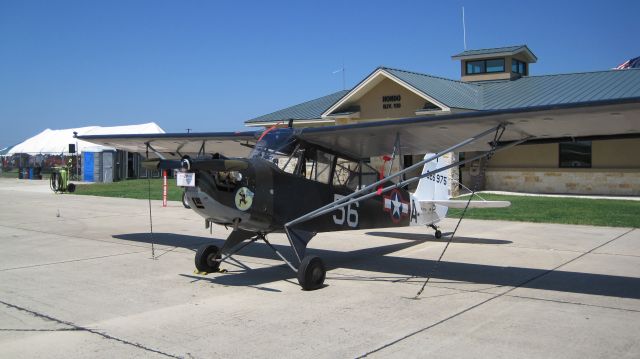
[
  {"left": 73, "top": 178, "right": 183, "bottom": 202},
  {"left": 448, "top": 193, "right": 640, "bottom": 228}
]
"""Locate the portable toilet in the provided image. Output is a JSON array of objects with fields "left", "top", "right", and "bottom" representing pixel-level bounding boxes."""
[{"left": 83, "top": 152, "right": 95, "bottom": 182}]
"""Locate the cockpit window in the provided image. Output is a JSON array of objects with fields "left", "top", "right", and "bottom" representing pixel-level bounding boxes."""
[
  {"left": 251, "top": 128, "right": 381, "bottom": 188},
  {"left": 303, "top": 149, "right": 333, "bottom": 184},
  {"left": 250, "top": 128, "right": 296, "bottom": 162},
  {"left": 333, "top": 158, "right": 379, "bottom": 191},
  {"left": 333, "top": 158, "right": 359, "bottom": 189}
]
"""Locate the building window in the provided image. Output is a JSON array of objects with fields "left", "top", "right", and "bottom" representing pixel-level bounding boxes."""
[
  {"left": 466, "top": 60, "right": 485, "bottom": 74},
  {"left": 486, "top": 59, "right": 505, "bottom": 73},
  {"left": 512, "top": 59, "right": 527, "bottom": 75},
  {"left": 559, "top": 141, "right": 591, "bottom": 168},
  {"left": 466, "top": 58, "right": 505, "bottom": 75}
]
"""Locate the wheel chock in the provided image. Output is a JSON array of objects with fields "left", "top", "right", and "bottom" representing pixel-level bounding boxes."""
[{"left": 193, "top": 269, "right": 227, "bottom": 275}]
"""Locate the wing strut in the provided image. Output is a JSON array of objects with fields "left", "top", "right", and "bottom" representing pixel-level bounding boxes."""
[
  {"left": 145, "top": 142, "right": 166, "bottom": 160},
  {"left": 283, "top": 124, "right": 532, "bottom": 257}
]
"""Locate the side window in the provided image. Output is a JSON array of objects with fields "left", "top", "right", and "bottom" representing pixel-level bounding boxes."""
[
  {"left": 333, "top": 158, "right": 360, "bottom": 190},
  {"left": 314, "top": 151, "right": 334, "bottom": 184},
  {"left": 304, "top": 149, "right": 334, "bottom": 184},
  {"left": 360, "top": 161, "right": 380, "bottom": 188}
]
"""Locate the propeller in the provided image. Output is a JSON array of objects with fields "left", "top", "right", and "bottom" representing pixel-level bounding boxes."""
[{"left": 142, "top": 158, "right": 249, "bottom": 171}]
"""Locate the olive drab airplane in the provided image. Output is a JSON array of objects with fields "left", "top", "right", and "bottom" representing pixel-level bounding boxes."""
[{"left": 78, "top": 99, "right": 640, "bottom": 290}]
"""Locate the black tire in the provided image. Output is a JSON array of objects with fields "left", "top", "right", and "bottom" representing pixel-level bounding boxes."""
[
  {"left": 297, "top": 255, "right": 326, "bottom": 291},
  {"left": 67, "top": 183, "right": 76, "bottom": 193},
  {"left": 195, "top": 244, "right": 221, "bottom": 272},
  {"left": 435, "top": 229, "right": 442, "bottom": 239},
  {"left": 182, "top": 191, "right": 191, "bottom": 209}
]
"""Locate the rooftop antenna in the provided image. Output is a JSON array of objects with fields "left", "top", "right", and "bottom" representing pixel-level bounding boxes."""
[
  {"left": 462, "top": 6, "right": 467, "bottom": 50},
  {"left": 332, "top": 60, "right": 346, "bottom": 90}
]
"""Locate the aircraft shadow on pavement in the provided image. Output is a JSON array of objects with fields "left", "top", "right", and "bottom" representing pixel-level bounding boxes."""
[
  {"left": 115, "top": 232, "right": 211, "bottom": 250},
  {"left": 365, "top": 231, "right": 513, "bottom": 245},
  {"left": 113, "top": 232, "right": 640, "bottom": 299}
]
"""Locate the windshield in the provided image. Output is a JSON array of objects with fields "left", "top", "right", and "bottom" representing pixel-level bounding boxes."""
[{"left": 250, "top": 128, "right": 297, "bottom": 162}]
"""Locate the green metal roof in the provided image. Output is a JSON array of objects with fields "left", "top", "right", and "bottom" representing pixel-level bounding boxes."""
[
  {"left": 451, "top": 45, "right": 536, "bottom": 60},
  {"left": 245, "top": 67, "right": 640, "bottom": 124},
  {"left": 481, "top": 69, "right": 640, "bottom": 109},
  {"left": 245, "top": 90, "right": 349, "bottom": 124},
  {"left": 384, "top": 67, "right": 484, "bottom": 110},
  {"left": 380, "top": 67, "right": 640, "bottom": 111}
]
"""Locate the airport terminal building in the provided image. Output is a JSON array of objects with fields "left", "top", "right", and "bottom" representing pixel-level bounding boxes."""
[{"left": 245, "top": 45, "right": 640, "bottom": 196}]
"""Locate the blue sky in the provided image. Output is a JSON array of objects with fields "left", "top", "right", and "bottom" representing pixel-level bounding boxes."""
[{"left": 1, "top": 0, "right": 638, "bottom": 148}]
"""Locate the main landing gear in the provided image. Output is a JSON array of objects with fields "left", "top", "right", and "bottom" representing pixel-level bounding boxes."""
[
  {"left": 194, "top": 244, "right": 220, "bottom": 273},
  {"left": 297, "top": 255, "right": 326, "bottom": 291},
  {"left": 193, "top": 232, "right": 326, "bottom": 291}
]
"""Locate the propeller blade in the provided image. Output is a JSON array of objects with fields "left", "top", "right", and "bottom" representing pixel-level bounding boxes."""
[
  {"left": 141, "top": 159, "right": 183, "bottom": 170},
  {"left": 186, "top": 159, "right": 249, "bottom": 171}
]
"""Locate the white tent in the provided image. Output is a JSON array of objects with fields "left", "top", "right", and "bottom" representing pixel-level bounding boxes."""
[{"left": 7, "top": 122, "right": 165, "bottom": 155}]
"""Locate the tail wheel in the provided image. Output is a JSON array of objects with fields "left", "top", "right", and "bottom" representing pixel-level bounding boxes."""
[
  {"left": 297, "top": 255, "right": 326, "bottom": 291},
  {"left": 195, "top": 244, "right": 221, "bottom": 273},
  {"left": 435, "top": 229, "right": 442, "bottom": 239}
]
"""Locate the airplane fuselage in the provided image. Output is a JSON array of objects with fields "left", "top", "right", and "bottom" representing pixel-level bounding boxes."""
[{"left": 183, "top": 157, "right": 414, "bottom": 234}]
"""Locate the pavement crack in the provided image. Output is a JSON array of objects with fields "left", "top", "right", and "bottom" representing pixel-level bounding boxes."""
[
  {"left": 0, "top": 251, "right": 147, "bottom": 272},
  {"left": 0, "top": 300, "right": 183, "bottom": 359},
  {"left": 0, "top": 223, "right": 180, "bottom": 251},
  {"left": 505, "top": 294, "right": 640, "bottom": 313},
  {"left": 0, "top": 328, "right": 85, "bottom": 332},
  {"left": 356, "top": 228, "right": 636, "bottom": 358}
]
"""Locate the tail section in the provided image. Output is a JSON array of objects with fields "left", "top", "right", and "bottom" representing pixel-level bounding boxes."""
[
  {"left": 410, "top": 153, "right": 450, "bottom": 227},
  {"left": 409, "top": 152, "right": 511, "bottom": 232}
]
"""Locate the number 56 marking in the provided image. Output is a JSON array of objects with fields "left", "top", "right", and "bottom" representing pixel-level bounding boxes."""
[{"left": 333, "top": 194, "right": 359, "bottom": 228}]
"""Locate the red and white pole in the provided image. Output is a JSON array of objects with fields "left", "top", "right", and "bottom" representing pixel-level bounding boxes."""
[{"left": 162, "top": 170, "right": 167, "bottom": 207}]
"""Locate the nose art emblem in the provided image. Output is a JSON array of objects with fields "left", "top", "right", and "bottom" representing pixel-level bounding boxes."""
[{"left": 235, "top": 187, "right": 254, "bottom": 211}]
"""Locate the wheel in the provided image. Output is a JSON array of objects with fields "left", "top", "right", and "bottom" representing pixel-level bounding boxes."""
[
  {"left": 67, "top": 183, "right": 76, "bottom": 193},
  {"left": 434, "top": 229, "right": 442, "bottom": 239},
  {"left": 182, "top": 191, "right": 191, "bottom": 209},
  {"left": 297, "top": 255, "right": 326, "bottom": 291},
  {"left": 195, "top": 244, "right": 221, "bottom": 272}
]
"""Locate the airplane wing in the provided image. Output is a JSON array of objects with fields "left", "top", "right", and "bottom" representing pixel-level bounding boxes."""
[
  {"left": 420, "top": 200, "right": 511, "bottom": 209},
  {"left": 77, "top": 131, "right": 260, "bottom": 159},
  {"left": 296, "top": 98, "right": 640, "bottom": 159}
]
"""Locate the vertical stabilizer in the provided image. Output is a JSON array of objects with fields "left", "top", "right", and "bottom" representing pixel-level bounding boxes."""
[{"left": 410, "top": 153, "right": 451, "bottom": 227}]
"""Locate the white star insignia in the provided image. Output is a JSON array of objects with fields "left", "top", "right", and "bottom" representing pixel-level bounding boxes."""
[{"left": 392, "top": 193, "right": 402, "bottom": 217}]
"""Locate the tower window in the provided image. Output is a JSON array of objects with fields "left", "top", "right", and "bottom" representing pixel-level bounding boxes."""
[
  {"left": 512, "top": 59, "right": 527, "bottom": 75},
  {"left": 466, "top": 58, "right": 505, "bottom": 75}
]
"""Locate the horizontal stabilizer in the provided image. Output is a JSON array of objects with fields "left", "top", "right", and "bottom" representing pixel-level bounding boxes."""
[{"left": 420, "top": 200, "right": 511, "bottom": 209}]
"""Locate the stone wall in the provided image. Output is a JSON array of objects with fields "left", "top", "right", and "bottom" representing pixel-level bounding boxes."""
[{"left": 484, "top": 168, "right": 640, "bottom": 195}]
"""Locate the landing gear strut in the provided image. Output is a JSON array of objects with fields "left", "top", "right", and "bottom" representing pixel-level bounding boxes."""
[{"left": 193, "top": 232, "right": 327, "bottom": 290}]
